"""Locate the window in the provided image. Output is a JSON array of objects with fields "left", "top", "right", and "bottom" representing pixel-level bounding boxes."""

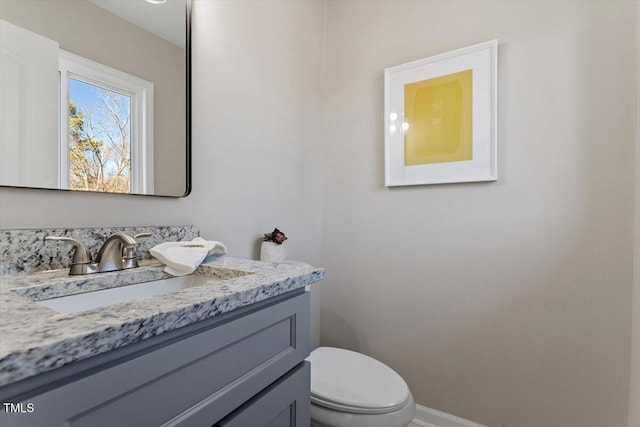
[{"left": 59, "top": 51, "right": 154, "bottom": 194}]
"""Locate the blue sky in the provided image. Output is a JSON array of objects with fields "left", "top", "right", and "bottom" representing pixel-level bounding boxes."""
[{"left": 69, "top": 79, "right": 131, "bottom": 133}]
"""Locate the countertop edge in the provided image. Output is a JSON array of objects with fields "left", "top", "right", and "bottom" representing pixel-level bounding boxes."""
[{"left": 0, "top": 258, "right": 324, "bottom": 387}]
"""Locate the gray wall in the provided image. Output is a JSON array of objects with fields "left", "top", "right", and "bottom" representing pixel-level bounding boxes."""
[
  {"left": 318, "top": 1, "right": 636, "bottom": 426},
  {"left": 632, "top": 30, "right": 640, "bottom": 424},
  {"left": 1, "top": 1, "right": 637, "bottom": 426},
  {"left": 633, "top": 242, "right": 640, "bottom": 424},
  {"left": 0, "top": 0, "right": 186, "bottom": 196}
]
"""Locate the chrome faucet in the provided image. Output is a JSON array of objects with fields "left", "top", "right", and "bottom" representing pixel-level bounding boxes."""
[
  {"left": 45, "top": 232, "right": 151, "bottom": 275},
  {"left": 94, "top": 233, "right": 139, "bottom": 273}
]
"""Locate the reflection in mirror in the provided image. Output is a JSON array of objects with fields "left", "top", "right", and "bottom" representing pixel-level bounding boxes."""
[{"left": 0, "top": 0, "right": 189, "bottom": 197}]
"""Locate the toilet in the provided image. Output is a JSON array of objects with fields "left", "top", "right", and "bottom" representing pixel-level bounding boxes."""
[{"left": 307, "top": 347, "right": 416, "bottom": 427}]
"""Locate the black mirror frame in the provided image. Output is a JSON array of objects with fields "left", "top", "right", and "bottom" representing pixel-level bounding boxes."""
[
  {"left": 183, "top": 0, "right": 192, "bottom": 197},
  {"left": 0, "top": 0, "right": 192, "bottom": 198}
]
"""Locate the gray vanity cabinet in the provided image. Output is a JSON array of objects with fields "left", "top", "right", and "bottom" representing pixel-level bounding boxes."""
[
  {"left": 0, "top": 291, "right": 311, "bottom": 427},
  {"left": 216, "top": 362, "right": 310, "bottom": 427}
]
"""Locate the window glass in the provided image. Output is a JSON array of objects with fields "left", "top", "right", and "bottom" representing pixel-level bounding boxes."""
[{"left": 68, "top": 78, "right": 131, "bottom": 193}]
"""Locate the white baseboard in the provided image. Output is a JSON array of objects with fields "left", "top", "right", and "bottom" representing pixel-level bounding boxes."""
[{"left": 412, "top": 403, "right": 485, "bottom": 427}]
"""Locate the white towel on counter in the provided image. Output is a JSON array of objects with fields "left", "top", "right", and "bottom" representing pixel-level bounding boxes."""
[{"left": 150, "top": 237, "right": 227, "bottom": 276}]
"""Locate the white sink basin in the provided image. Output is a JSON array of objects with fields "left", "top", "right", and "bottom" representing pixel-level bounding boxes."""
[{"left": 35, "top": 275, "right": 222, "bottom": 314}]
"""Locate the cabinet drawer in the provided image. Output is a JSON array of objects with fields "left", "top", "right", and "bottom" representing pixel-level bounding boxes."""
[
  {"left": 215, "top": 362, "right": 310, "bottom": 427},
  {"left": 1, "top": 292, "right": 310, "bottom": 427}
]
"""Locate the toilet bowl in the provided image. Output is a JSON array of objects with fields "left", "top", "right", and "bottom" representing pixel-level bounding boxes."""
[{"left": 307, "top": 347, "right": 416, "bottom": 427}]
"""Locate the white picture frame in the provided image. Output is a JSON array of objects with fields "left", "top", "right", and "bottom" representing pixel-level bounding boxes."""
[{"left": 384, "top": 40, "right": 498, "bottom": 187}]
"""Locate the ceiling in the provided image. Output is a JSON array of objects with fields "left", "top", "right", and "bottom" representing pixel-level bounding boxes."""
[{"left": 89, "top": 0, "right": 187, "bottom": 49}]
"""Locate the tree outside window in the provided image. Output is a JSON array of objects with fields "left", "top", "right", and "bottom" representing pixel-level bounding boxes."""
[{"left": 68, "top": 79, "right": 132, "bottom": 193}]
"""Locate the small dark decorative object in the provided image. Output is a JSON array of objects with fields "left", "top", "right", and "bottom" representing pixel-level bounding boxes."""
[{"left": 262, "top": 228, "right": 288, "bottom": 245}]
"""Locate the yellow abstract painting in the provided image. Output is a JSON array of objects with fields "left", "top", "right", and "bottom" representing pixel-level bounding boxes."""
[{"left": 404, "top": 69, "right": 473, "bottom": 166}]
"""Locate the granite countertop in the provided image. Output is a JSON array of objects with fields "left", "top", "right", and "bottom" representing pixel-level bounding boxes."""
[{"left": 0, "top": 257, "right": 324, "bottom": 387}]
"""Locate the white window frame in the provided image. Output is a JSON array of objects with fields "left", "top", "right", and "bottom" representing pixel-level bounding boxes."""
[{"left": 58, "top": 50, "right": 154, "bottom": 194}]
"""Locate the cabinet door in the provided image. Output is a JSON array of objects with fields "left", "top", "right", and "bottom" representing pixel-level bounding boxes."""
[{"left": 216, "top": 362, "right": 310, "bottom": 427}]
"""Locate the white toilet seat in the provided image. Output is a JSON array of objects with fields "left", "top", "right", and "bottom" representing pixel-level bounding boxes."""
[
  {"left": 307, "top": 347, "right": 416, "bottom": 427},
  {"left": 310, "top": 391, "right": 416, "bottom": 427},
  {"left": 311, "top": 393, "right": 408, "bottom": 415}
]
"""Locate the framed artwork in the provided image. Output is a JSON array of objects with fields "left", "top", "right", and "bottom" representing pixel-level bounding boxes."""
[{"left": 384, "top": 40, "right": 498, "bottom": 186}]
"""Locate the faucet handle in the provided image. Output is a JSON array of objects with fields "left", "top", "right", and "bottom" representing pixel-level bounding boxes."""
[
  {"left": 44, "top": 236, "right": 93, "bottom": 264},
  {"left": 122, "top": 232, "right": 151, "bottom": 269}
]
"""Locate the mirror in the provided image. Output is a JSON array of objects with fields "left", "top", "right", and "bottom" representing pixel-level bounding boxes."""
[{"left": 0, "top": 0, "right": 190, "bottom": 197}]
